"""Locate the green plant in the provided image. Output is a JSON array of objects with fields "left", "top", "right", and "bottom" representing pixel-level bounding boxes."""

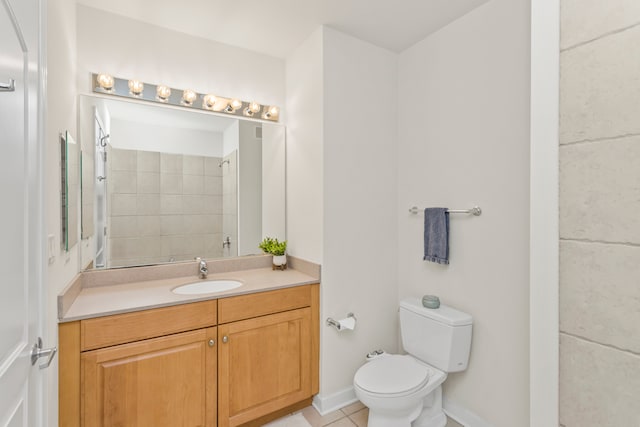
[{"left": 258, "top": 237, "right": 287, "bottom": 256}]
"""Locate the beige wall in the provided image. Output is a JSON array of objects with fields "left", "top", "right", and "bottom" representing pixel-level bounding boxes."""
[{"left": 559, "top": 2, "right": 640, "bottom": 426}]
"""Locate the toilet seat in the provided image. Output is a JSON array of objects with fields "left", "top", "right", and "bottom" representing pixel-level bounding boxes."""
[{"left": 354, "top": 355, "right": 431, "bottom": 397}]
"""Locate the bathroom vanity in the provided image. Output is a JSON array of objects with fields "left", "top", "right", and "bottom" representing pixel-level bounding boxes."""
[{"left": 58, "top": 256, "right": 320, "bottom": 427}]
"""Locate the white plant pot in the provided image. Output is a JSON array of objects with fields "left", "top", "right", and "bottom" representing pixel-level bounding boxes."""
[{"left": 272, "top": 254, "right": 287, "bottom": 268}]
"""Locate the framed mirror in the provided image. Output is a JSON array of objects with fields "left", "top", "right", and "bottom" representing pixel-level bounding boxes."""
[
  {"left": 78, "top": 95, "right": 285, "bottom": 270},
  {"left": 61, "top": 131, "right": 79, "bottom": 251}
]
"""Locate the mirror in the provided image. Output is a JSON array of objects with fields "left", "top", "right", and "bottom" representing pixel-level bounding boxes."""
[
  {"left": 78, "top": 95, "right": 285, "bottom": 270},
  {"left": 61, "top": 131, "right": 79, "bottom": 251}
]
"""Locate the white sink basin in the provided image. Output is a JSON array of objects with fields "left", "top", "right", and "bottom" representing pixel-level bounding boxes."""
[{"left": 172, "top": 280, "right": 243, "bottom": 295}]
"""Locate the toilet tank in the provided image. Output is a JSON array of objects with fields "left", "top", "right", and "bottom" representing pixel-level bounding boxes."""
[{"left": 400, "top": 298, "right": 473, "bottom": 373}]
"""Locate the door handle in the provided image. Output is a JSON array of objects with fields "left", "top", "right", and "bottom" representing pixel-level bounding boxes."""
[
  {"left": 31, "top": 337, "right": 57, "bottom": 370},
  {"left": 0, "top": 78, "right": 15, "bottom": 92}
]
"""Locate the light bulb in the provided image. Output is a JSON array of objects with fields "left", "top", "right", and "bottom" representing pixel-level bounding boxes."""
[
  {"left": 96, "top": 73, "right": 114, "bottom": 91},
  {"left": 128, "top": 80, "right": 144, "bottom": 96},
  {"left": 202, "top": 94, "right": 217, "bottom": 110},
  {"left": 263, "top": 105, "right": 280, "bottom": 119},
  {"left": 181, "top": 89, "right": 197, "bottom": 106},
  {"left": 225, "top": 98, "right": 243, "bottom": 113},
  {"left": 156, "top": 85, "right": 171, "bottom": 102},
  {"left": 244, "top": 101, "right": 261, "bottom": 116}
]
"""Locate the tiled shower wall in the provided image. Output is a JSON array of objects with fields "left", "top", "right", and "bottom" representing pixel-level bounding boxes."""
[
  {"left": 107, "top": 148, "right": 224, "bottom": 267},
  {"left": 559, "top": 2, "right": 640, "bottom": 426}
]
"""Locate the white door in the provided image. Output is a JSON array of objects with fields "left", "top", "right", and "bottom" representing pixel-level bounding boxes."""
[{"left": 0, "top": 0, "right": 47, "bottom": 426}]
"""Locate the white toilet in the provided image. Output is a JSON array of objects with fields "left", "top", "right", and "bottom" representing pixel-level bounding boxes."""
[{"left": 353, "top": 298, "right": 473, "bottom": 427}]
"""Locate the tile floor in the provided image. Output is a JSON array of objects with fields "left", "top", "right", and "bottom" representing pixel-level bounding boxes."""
[{"left": 291, "top": 401, "right": 463, "bottom": 427}]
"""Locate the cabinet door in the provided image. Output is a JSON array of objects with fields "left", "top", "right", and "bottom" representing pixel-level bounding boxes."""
[
  {"left": 82, "top": 327, "right": 217, "bottom": 427},
  {"left": 218, "top": 308, "right": 311, "bottom": 427}
]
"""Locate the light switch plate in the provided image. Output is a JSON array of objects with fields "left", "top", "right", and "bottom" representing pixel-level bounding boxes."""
[{"left": 48, "top": 234, "right": 56, "bottom": 264}]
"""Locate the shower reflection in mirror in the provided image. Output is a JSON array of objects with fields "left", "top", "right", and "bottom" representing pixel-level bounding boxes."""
[{"left": 78, "top": 95, "right": 285, "bottom": 271}]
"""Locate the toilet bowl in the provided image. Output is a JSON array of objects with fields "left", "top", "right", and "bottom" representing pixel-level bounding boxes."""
[
  {"left": 353, "top": 298, "right": 473, "bottom": 427},
  {"left": 354, "top": 354, "right": 447, "bottom": 427}
]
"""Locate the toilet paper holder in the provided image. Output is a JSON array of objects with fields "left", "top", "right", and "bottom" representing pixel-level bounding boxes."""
[{"left": 326, "top": 313, "right": 357, "bottom": 331}]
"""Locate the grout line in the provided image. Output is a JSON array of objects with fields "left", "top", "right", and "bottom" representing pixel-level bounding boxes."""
[
  {"left": 561, "top": 21, "right": 640, "bottom": 52},
  {"left": 560, "top": 332, "right": 640, "bottom": 357},
  {"left": 560, "top": 132, "right": 640, "bottom": 147},
  {"left": 560, "top": 238, "right": 640, "bottom": 249}
]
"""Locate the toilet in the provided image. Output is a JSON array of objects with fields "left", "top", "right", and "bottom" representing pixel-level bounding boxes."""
[{"left": 353, "top": 298, "right": 473, "bottom": 427}]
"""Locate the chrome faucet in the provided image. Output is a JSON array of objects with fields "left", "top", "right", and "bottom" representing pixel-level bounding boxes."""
[{"left": 195, "top": 257, "right": 208, "bottom": 279}]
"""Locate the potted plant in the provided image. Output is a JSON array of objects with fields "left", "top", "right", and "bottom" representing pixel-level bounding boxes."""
[{"left": 259, "top": 237, "right": 288, "bottom": 270}]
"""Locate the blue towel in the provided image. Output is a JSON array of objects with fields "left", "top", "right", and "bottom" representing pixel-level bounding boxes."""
[{"left": 423, "top": 208, "right": 449, "bottom": 265}]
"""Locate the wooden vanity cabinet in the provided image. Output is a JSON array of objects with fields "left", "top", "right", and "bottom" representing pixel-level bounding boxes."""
[
  {"left": 218, "top": 308, "right": 312, "bottom": 427},
  {"left": 59, "top": 284, "right": 319, "bottom": 427},
  {"left": 82, "top": 327, "right": 217, "bottom": 427},
  {"left": 60, "top": 300, "right": 218, "bottom": 427},
  {"left": 217, "top": 285, "right": 320, "bottom": 427}
]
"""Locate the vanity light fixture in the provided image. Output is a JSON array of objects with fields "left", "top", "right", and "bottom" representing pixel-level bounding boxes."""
[
  {"left": 96, "top": 73, "right": 115, "bottom": 92},
  {"left": 181, "top": 89, "right": 198, "bottom": 106},
  {"left": 91, "top": 73, "right": 279, "bottom": 122},
  {"left": 128, "top": 80, "right": 144, "bottom": 97},
  {"left": 225, "top": 98, "right": 243, "bottom": 113},
  {"left": 244, "top": 101, "right": 261, "bottom": 117},
  {"left": 156, "top": 85, "right": 171, "bottom": 102},
  {"left": 262, "top": 105, "right": 280, "bottom": 120},
  {"left": 202, "top": 94, "right": 217, "bottom": 110}
]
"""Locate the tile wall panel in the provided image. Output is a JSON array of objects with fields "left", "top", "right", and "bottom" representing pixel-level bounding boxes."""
[
  {"left": 560, "top": 3, "right": 640, "bottom": 426},
  {"left": 559, "top": 334, "right": 640, "bottom": 427},
  {"left": 108, "top": 147, "right": 223, "bottom": 267},
  {"left": 560, "top": 240, "right": 640, "bottom": 353}
]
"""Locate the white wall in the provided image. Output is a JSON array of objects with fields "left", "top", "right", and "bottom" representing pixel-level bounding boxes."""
[
  {"left": 222, "top": 120, "right": 239, "bottom": 157},
  {"left": 318, "top": 27, "right": 399, "bottom": 406},
  {"left": 261, "top": 123, "right": 286, "bottom": 240},
  {"left": 76, "top": 5, "right": 285, "bottom": 117},
  {"left": 46, "top": 0, "right": 78, "bottom": 424},
  {"left": 286, "top": 26, "right": 398, "bottom": 411},
  {"left": 285, "top": 28, "right": 324, "bottom": 263},
  {"left": 238, "top": 120, "right": 262, "bottom": 255},
  {"left": 397, "top": 0, "right": 531, "bottom": 425},
  {"left": 110, "top": 118, "right": 224, "bottom": 157}
]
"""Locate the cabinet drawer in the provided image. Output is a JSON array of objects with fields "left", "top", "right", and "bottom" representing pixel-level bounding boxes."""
[
  {"left": 80, "top": 300, "right": 217, "bottom": 351},
  {"left": 218, "top": 285, "right": 312, "bottom": 324}
]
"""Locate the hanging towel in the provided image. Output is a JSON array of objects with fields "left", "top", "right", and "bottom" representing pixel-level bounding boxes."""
[{"left": 423, "top": 208, "right": 450, "bottom": 265}]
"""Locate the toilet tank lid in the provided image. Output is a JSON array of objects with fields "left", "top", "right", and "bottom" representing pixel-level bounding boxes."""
[{"left": 400, "top": 298, "right": 473, "bottom": 326}]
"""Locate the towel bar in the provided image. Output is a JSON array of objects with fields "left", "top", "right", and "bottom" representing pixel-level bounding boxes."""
[{"left": 409, "top": 206, "right": 482, "bottom": 216}]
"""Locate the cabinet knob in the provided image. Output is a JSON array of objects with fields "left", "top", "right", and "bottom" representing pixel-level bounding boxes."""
[
  {"left": 222, "top": 336, "right": 228, "bottom": 343},
  {"left": 208, "top": 339, "right": 215, "bottom": 347}
]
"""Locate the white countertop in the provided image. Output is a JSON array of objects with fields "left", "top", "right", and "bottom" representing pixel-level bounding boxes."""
[{"left": 60, "top": 267, "right": 318, "bottom": 322}]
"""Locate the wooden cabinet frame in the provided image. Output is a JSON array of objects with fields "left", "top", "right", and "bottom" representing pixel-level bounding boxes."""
[{"left": 59, "top": 284, "right": 320, "bottom": 427}]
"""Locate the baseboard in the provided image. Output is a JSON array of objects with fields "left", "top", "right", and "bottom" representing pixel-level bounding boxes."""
[
  {"left": 312, "top": 387, "right": 358, "bottom": 416},
  {"left": 443, "top": 398, "right": 494, "bottom": 427}
]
